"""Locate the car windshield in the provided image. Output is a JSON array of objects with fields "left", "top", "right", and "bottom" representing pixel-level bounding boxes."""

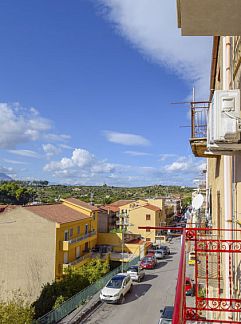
[
  {"left": 106, "top": 277, "right": 124, "bottom": 289},
  {"left": 162, "top": 307, "right": 174, "bottom": 319},
  {"left": 128, "top": 267, "right": 138, "bottom": 272}
]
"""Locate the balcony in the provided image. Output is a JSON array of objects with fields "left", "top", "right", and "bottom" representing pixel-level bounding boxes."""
[
  {"left": 62, "top": 252, "right": 91, "bottom": 272},
  {"left": 177, "top": 0, "right": 241, "bottom": 36},
  {"left": 189, "top": 101, "right": 217, "bottom": 158},
  {"left": 62, "top": 230, "right": 96, "bottom": 251}
]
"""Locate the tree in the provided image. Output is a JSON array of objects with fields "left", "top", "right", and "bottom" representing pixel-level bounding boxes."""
[{"left": 33, "top": 259, "right": 109, "bottom": 318}]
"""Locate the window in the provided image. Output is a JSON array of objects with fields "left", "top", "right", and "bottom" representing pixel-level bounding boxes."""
[
  {"left": 77, "top": 226, "right": 80, "bottom": 235},
  {"left": 76, "top": 246, "right": 80, "bottom": 258},
  {"left": 69, "top": 228, "right": 73, "bottom": 237},
  {"left": 146, "top": 228, "right": 150, "bottom": 232},
  {"left": 64, "top": 230, "right": 69, "bottom": 241},
  {"left": 64, "top": 252, "right": 68, "bottom": 264},
  {"left": 92, "top": 212, "right": 96, "bottom": 221},
  {"left": 146, "top": 238, "right": 151, "bottom": 242},
  {"left": 146, "top": 214, "right": 151, "bottom": 221},
  {"left": 85, "top": 224, "right": 88, "bottom": 234},
  {"left": 84, "top": 242, "right": 89, "bottom": 252}
]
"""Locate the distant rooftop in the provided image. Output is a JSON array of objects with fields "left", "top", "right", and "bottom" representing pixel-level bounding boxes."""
[
  {"left": 62, "top": 198, "right": 99, "bottom": 211},
  {"left": 110, "top": 200, "right": 135, "bottom": 207},
  {"left": 25, "top": 203, "right": 91, "bottom": 224}
]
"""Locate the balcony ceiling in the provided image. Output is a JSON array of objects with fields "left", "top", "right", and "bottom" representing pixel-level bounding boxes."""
[{"left": 177, "top": 0, "right": 241, "bottom": 36}]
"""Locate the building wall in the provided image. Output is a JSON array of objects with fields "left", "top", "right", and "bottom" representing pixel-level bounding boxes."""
[
  {"left": 0, "top": 207, "right": 56, "bottom": 302},
  {"left": 127, "top": 207, "right": 159, "bottom": 242},
  {"left": 55, "top": 218, "right": 97, "bottom": 279}
]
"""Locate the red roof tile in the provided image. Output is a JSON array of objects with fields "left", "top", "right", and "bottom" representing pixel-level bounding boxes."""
[
  {"left": 143, "top": 204, "right": 160, "bottom": 212},
  {"left": 25, "top": 204, "right": 91, "bottom": 224},
  {"left": 110, "top": 200, "right": 134, "bottom": 207},
  {"left": 63, "top": 198, "right": 98, "bottom": 211}
]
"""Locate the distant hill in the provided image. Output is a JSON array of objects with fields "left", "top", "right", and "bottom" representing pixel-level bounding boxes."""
[{"left": 0, "top": 173, "right": 12, "bottom": 181}]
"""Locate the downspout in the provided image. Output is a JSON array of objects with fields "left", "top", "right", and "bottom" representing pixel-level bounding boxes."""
[{"left": 223, "top": 36, "right": 233, "bottom": 320}]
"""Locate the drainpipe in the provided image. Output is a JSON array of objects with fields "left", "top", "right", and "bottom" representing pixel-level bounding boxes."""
[{"left": 223, "top": 36, "right": 233, "bottom": 320}]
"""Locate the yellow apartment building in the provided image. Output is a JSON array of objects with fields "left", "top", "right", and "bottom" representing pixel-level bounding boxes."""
[
  {"left": 0, "top": 199, "right": 98, "bottom": 302},
  {"left": 103, "top": 199, "right": 166, "bottom": 243}
]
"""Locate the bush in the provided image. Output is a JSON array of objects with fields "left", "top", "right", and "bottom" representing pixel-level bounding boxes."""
[
  {"left": 0, "top": 292, "right": 34, "bottom": 324},
  {"left": 33, "top": 258, "right": 109, "bottom": 318}
]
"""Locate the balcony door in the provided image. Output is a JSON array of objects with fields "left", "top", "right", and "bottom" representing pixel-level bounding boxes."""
[
  {"left": 85, "top": 224, "right": 88, "bottom": 234},
  {"left": 64, "top": 230, "right": 69, "bottom": 241},
  {"left": 76, "top": 246, "right": 80, "bottom": 258},
  {"left": 64, "top": 252, "right": 68, "bottom": 264}
]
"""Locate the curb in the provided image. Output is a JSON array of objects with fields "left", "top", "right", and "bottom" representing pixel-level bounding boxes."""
[{"left": 71, "top": 299, "right": 102, "bottom": 324}]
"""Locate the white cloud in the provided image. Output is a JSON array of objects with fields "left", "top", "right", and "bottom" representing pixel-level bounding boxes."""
[
  {"left": 0, "top": 165, "right": 15, "bottom": 174},
  {"left": 59, "top": 144, "right": 73, "bottom": 150},
  {"left": 3, "top": 159, "right": 28, "bottom": 165},
  {"left": 165, "top": 156, "right": 205, "bottom": 173},
  {"left": 159, "top": 154, "right": 177, "bottom": 161},
  {"left": 44, "top": 148, "right": 115, "bottom": 179},
  {"left": 98, "top": 0, "right": 212, "bottom": 99},
  {"left": 104, "top": 131, "right": 150, "bottom": 146},
  {"left": 8, "top": 149, "right": 40, "bottom": 158},
  {"left": 124, "top": 150, "right": 152, "bottom": 156},
  {"left": 44, "top": 133, "right": 71, "bottom": 142},
  {"left": 42, "top": 144, "right": 61, "bottom": 157},
  {"left": 0, "top": 103, "right": 51, "bottom": 149}
]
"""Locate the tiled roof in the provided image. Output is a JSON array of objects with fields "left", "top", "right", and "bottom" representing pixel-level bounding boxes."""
[
  {"left": 111, "top": 200, "right": 135, "bottom": 207},
  {"left": 25, "top": 204, "right": 91, "bottom": 224},
  {"left": 99, "top": 205, "right": 119, "bottom": 213},
  {"left": 63, "top": 198, "right": 98, "bottom": 211},
  {"left": 143, "top": 204, "right": 160, "bottom": 212}
]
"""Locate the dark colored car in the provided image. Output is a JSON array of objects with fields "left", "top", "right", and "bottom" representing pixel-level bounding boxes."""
[
  {"left": 159, "top": 245, "right": 171, "bottom": 255},
  {"left": 158, "top": 306, "right": 174, "bottom": 323}
]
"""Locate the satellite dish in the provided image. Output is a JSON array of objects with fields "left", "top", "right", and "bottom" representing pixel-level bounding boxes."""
[{"left": 192, "top": 194, "right": 204, "bottom": 210}]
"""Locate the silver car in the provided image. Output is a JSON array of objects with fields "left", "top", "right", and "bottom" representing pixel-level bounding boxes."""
[
  {"left": 154, "top": 249, "right": 165, "bottom": 259},
  {"left": 127, "top": 265, "right": 145, "bottom": 282}
]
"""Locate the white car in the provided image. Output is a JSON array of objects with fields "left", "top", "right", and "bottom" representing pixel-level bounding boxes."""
[
  {"left": 154, "top": 249, "right": 165, "bottom": 259},
  {"left": 100, "top": 273, "right": 132, "bottom": 304},
  {"left": 127, "top": 265, "right": 145, "bottom": 282}
]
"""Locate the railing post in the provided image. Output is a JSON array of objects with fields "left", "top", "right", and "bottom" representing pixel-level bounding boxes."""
[{"left": 173, "top": 232, "right": 186, "bottom": 324}]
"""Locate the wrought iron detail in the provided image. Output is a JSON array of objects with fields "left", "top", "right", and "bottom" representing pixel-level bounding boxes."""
[
  {"left": 196, "top": 297, "right": 241, "bottom": 312},
  {"left": 196, "top": 239, "right": 241, "bottom": 253}
]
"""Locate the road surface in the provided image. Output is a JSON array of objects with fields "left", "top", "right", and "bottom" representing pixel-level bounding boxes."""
[{"left": 83, "top": 237, "right": 181, "bottom": 324}]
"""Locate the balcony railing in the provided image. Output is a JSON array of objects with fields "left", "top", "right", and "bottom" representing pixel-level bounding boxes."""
[
  {"left": 63, "top": 252, "right": 91, "bottom": 269},
  {"left": 190, "top": 101, "right": 209, "bottom": 139},
  {"left": 68, "top": 230, "right": 96, "bottom": 245}
]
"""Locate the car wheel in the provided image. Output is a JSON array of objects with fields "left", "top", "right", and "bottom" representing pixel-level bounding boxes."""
[
  {"left": 129, "top": 284, "right": 133, "bottom": 292},
  {"left": 138, "top": 277, "right": 141, "bottom": 283},
  {"left": 118, "top": 295, "right": 124, "bottom": 304}
]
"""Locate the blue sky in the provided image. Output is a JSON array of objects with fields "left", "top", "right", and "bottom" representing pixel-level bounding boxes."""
[{"left": 0, "top": 0, "right": 212, "bottom": 186}]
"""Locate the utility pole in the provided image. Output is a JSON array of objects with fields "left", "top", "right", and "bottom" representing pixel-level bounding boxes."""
[{"left": 116, "top": 210, "right": 130, "bottom": 273}]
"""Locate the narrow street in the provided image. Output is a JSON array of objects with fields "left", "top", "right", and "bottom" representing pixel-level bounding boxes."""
[{"left": 83, "top": 238, "right": 181, "bottom": 324}]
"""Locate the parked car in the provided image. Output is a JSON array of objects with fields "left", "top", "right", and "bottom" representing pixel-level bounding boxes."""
[
  {"left": 146, "top": 253, "right": 157, "bottom": 264},
  {"left": 158, "top": 306, "right": 174, "bottom": 323},
  {"left": 100, "top": 273, "right": 132, "bottom": 304},
  {"left": 159, "top": 245, "right": 171, "bottom": 255},
  {"left": 140, "top": 256, "right": 156, "bottom": 269},
  {"left": 154, "top": 249, "right": 165, "bottom": 259},
  {"left": 127, "top": 265, "right": 145, "bottom": 282},
  {"left": 185, "top": 277, "right": 195, "bottom": 296}
]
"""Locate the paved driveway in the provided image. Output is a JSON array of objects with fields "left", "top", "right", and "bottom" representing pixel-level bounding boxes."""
[{"left": 84, "top": 238, "right": 181, "bottom": 324}]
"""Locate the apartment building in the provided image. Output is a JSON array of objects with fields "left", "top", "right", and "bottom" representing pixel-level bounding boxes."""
[
  {"left": 0, "top": 199, "right": 98, "bottom": 302},
  {"left": 102, "top": 199, "right": 166, "bottom": 243},
  {"left": 176, "top": 3, "right": 241, "bottom": 322}
]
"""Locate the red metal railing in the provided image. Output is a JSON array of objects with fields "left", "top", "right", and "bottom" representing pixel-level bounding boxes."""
[
  {"left": 138, "top": 226, "right": 241, "bottom": 324},
  {"left": 173, "top": 232, "right": 186, "bottom": 323}
]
